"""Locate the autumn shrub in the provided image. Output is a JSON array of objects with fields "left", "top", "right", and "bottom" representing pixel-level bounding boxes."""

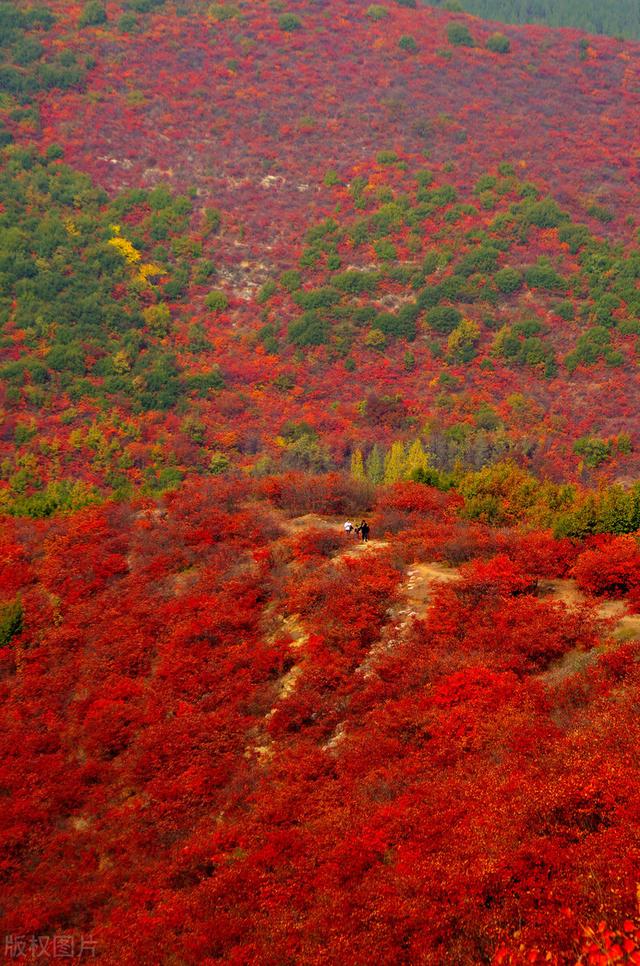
[
  {"left": 497, "top": 530, "right": 576, "bottom": 579},
  {"left": 367, "top": 4, "right": 388, "bottom": 20},
  {"left": 399, "top": 34, "right": 418, "bottom": 52},
  {"left": 205, "top": 289, "right": 228, "bottom": 312},
  {"left": 440, "top": 523, "right": 500, "bottom": 565},
  {"left": 427, "top": 568, "right": 597, "bottom": 674},
  {"left": 371, "top": 484, "right": 462, "bottom": 554},
  {"left": 79, "top": 0, "right": 106, "bottom": 26},
  {"left": 376, "top": 480, "right": 461, "bottom": 518},
  {"left": 258, "top": 472, "right": 372, "bottom": 517},
  {"left": 494, "top": 266, "right": 522, "bottom": 293},
  {"left": 278, "top": 12, "right": 302, "bottom": 31},
  {"left": 371, "top": 506, "right": 412, "bottom": 537},
  {"left": 426, "top": 305, "right": 462, "bottom": 333},
  {"left": 290, "top": 527, "right": 343, "bottom": 561},
  {"left": 487, "top": 32, "right": 510, "bottom": 53},
  {"left": 286, "top": 551, "right": 401, "bottom": 658},
  {"left": 597, "top": 641, "right": 638, "bottom": 682},
  {"left": 572, "top": 535, "right": 640, "bottom": 597},
  {"left": 447, "top": 21, "right": 474, "bottom": 46},
  {"left": 458, "top": 553, "right": 537, "bottom": 600}
]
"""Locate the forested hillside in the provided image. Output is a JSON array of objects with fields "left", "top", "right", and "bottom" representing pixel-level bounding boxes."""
[
  {"left": 423, "top": 0, "right": 640, "bottom": 39},
  {"left": 4, "top": 0, "right": 640, "bottom": 962}
]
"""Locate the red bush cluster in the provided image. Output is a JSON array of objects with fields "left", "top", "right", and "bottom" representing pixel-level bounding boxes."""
[
  {"left": 1, "top": 482, "right": 639, "bottom": 962},
  {"left": 572, "top": 535, "right": 640, "bottom": 597}
]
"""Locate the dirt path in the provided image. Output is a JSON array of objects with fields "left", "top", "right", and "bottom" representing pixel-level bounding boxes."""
[
  {"left": 282, "top": 513, "right": 346, "bottom": 533},
  {"left": 539, "top": 578, "right": 640, "bottom": 639},
  {"left": 341, "top": 537, "right": 388, "bottom": 557},
  {"left": 249, "top": 514, "right": 640, "bottom": 761},
  {"left": 246, "top": 612, "right": 308, "bottom": 764},
  {"left": 284, "top": 514, "right": 640, "bottom": 637}
]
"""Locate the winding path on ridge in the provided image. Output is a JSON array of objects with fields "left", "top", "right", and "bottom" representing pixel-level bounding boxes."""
[
  {"left": 282, "top": 512, "right": 640, "bottom": 634},
  {"left": 247, "top": 513, "right": 640, "bottom": 762}
]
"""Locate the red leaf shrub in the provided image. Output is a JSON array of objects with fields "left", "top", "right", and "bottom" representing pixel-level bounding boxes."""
[
  {"left": 290, "top": 527, "right": 343, "bottom": 561},
  {"left": 458, "top": 553, "right": 537, "bottom": 600},
  {"left": 572, "top": 536, "right": 640, "bottom": 597}
]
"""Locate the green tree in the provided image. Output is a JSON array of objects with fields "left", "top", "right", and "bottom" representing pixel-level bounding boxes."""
[
  {"left": 367, "top": 4, "right": 389, "bottom": 20},
  {"left": 447, "top": 21, "right": 474, "bottom": 46},
  {"left": 486, "top": 32, "right": 510, "bottom": 53},
  {"left": 399, "top": 34, "right": 418, "bottom": 52},
  {"left": 205, "top": 290, "right": 229, "bottom": 312},
  {"left": 596, "top": 487, "right": 635, "bottom": 534},
  {"left": 278, "top": 12, "right": 302, "bottom": 31},
  {"left": 209, "top": 452, "right": 230, "bottom": 475},
  {"left": 426, "top": 306, "right": 462, "bottom": 334},
  {"left": 494, "top": 267, "right": 522, "bottom": 293},
  {"left": 447, "top": 318, "right": 480, "bottom": 363},
  {"left": 574, "top": 436, "right": 612, "bottom": 468},
  {"left": 79, "top": 1, "right": 107, "bottom": 26}
]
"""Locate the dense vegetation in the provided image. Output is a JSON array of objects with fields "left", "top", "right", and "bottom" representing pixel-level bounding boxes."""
[
  {"left": 4, "top": 0, "right": 640, "bottom": 961},
  {"left": 423, "top": 0, "right": 640, "bottom": 39},
  {"left": 3, "top": 477, "right": 640, "bottom": 964}
]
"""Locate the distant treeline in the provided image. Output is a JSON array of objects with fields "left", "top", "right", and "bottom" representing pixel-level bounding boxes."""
[{"left": 422, "top": 0, "right": 640, "bottom": 39}]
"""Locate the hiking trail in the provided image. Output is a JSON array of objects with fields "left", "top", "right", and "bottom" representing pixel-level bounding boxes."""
[{"left": 247, "top": 514, "right": 640, "bottom": 761}]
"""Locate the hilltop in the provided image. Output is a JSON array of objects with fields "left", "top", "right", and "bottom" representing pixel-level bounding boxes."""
[
  {"left": 3, "top": 0, "right": 640, "bottom": 513},
  {"left": 421, "top": 0, "right": 640, "bottom": 40}
]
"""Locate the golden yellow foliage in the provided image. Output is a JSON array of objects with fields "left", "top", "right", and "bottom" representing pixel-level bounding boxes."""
[
  {"left": 108, "top": 226, "right": 141, "bottom": 264},
  {"left": 64, "top": 218, "right": 80, "bottom": 237}
]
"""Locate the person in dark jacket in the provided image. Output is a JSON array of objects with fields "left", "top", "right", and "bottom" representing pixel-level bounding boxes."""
[{"left": 360, "top": 521, "right": 370, "bottom": 543}]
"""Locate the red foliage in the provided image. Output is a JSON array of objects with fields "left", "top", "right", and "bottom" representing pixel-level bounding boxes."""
[
  {"left": 289, "top": 526, "right": 343, "bottom": 562},
  {"left": 258, "top": 472, "right": 372, "bottom": 517},
  {"left": 376, "top": 481, "right": 462, "bottom": 518},
  {"left": 572, "top": 535, "right": 640, "bottom": 597},
  {"left": 498, "top": 530, "right": 577, "bottom": 579},
  {"left": 458, "top": 553, "right": 538, "bottom": 598},
  {"left": 0, "top": 489, "right": 639, "bottom": 963},
  {"left": 3, "top": 0, "right": 640, "bottom": 960}
]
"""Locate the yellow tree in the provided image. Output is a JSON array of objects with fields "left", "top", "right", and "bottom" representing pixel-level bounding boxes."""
[
  {"left": 383, "top": 441, "right": 406, "bottom": 485},
  {"left": 404, "top": 439, "right": 430, "bottom": 478},
  {"left": 366, "top": 445, "right": 384, "bottom": 485},
  {"left": 447, "top": 318, "right": 480, "bottom": 362},
  {"left": 350, "top": 448, "right": 366, "bottom": 482}
]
